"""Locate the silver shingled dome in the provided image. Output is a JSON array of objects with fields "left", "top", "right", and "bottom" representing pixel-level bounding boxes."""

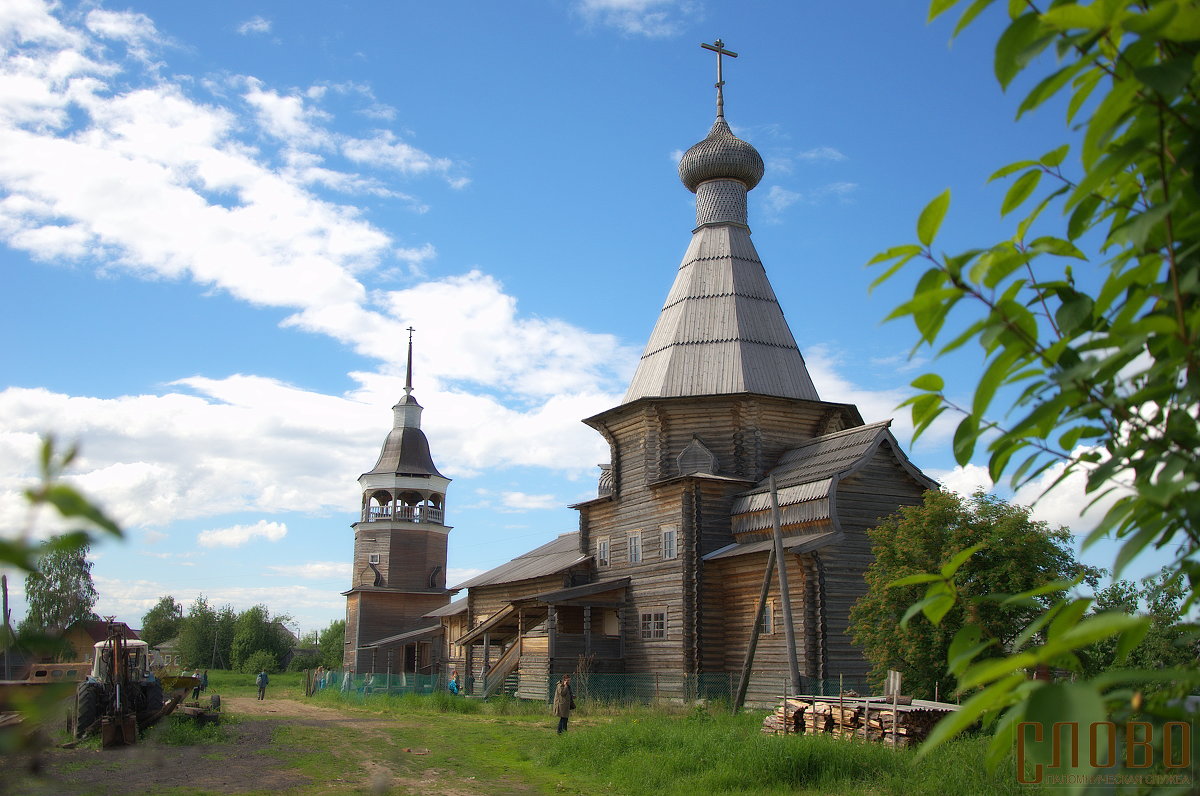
[{"left": 678, "top": 117, "right": 765, "bottom": 193}]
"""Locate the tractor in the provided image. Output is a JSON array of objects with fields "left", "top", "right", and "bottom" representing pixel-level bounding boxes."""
[{"left": 74, "top": 625, "right": 165, "bottom": 746}]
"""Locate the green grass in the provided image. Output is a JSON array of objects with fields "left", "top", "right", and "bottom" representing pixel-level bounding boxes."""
[
  {"left": 155, "top": 712, "right": 237, "bottom": 746},
  {"left": 195, "top": 669, "right": 306, "bottom": 698},
  {"left": 302, "top": 690, "right": 1023, "bottom": 795}
]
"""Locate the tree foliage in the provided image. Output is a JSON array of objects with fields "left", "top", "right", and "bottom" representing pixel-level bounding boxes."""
[
  {"left": 230, "top": 604, "right": 293, "bottom": 672},
  {"left": 870, "top": 0, "right": 1200, "bottom": 771},
  {"left": 139, "top": 595, "right": 183, "bottom": 648},
  {"left": 849, "top": 490, "right": 1095, "bottom": 699},
  {"left": 318, "top": 619, "right": 346, "bottom": 670},
  {"left": 17, "top": 544, "right": 99, "bottom": 639},
  {"left": 177, "top": 596, "right": 235, "bottom": 669}
]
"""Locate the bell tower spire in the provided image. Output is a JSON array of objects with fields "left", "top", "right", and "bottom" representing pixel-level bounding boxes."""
[{"left": 342, "top": 327, "right": 454, "bottom": 673}]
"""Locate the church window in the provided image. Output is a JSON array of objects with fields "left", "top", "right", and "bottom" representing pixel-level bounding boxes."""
[
  {"left": 763, "top": 599, "right": 776, "bottom": 635},
  {"left": 368, "top": 553, "right": 380, "bottom": 564},
  {"left": 627, "top": 532, "right": 642, "bottom": 564},
  {"left": 661, "top": 527, "right": 677, "bottom": 560},
  {"left": 597, "top": 537, "right": 610, "bottom": 568},
  {"left": 640, "top": 609, "right": 666, "bottom": 640}
]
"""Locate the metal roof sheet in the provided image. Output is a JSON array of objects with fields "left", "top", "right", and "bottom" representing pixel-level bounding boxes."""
[
  {"left": 452, "top": 533, "right": 588, "bottom": 589},
  {"left": 423, "top": 596, "right": 467, "bottom": 618},
  {"left": 365, "top": 426, "right": 444, "bottom": 478},
  {"left": 623, "top": 224, "right": 820, "bottom": 404},
  {"left": 704, "top": 529, "right": 841, "bottom": 561},
  {"left": 361, "top": 623, "right": 442, "bottom": 648}
]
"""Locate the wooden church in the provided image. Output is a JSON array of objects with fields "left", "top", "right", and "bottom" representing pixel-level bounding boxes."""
[{"left": 342, "top": 44, "right": 936, "bottom": 704}]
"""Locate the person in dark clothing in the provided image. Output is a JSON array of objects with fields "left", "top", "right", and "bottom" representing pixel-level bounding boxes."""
[
  {"left": 552, "top": 675, "right": 574, "bottom": 734},
  {"left": 256, "top": 670, "right": 269, "bottom": 700}
]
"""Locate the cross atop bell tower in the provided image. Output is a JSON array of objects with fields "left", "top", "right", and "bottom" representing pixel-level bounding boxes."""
[{"left": 700, "top": 38, "right": 738, "bottom": 118}]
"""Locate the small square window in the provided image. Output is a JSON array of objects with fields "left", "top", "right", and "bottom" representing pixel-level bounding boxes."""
[
  {"left": 661, "top": 527, "right": 677, "bottom": 560},
  {"left": 368, "top": 553, "right": 380, "bottom": 564},
  {"left": 640, "top": 609, "right": 666, "bottom": 640},
  {"left": 597, "top": 537, "right": 610, "bottom": 568},
  {"left": 628, "top": 532, "right": 642, "bottom": 564}
]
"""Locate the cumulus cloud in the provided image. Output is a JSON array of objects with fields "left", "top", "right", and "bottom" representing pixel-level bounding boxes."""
[
  {"left": 575, "top": 0, "right": 698, "bottom": 37},
  {"left": 796, "top": 146, "right": 846, "bottom": 163},
  {"left": 265, "top": 561, "right": 350, "bottom": 580},
  {"left": 499, "top": 492, "right": 562, "bottom": 512},
  {"left": 236, "top": 16, "right": 272, "bottom": 36},
  {"left": 198, "top": 519, "right": 288, "bottom": 548}
]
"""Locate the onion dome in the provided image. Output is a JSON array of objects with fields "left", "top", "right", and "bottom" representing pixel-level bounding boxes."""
[{"left": 678, "top": 117, "right": 765, "bottom": 193}]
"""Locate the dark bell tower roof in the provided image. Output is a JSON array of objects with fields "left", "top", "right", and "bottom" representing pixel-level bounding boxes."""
[{"left": 366, "top": 426, "right": 444, "bottom": 478}]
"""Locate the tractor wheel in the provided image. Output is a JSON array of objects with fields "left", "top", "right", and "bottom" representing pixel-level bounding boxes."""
[
  {"left": 138, "top": 681, "right": 165, "bottom": 728},
  {"left": 209, "top": 694, "right": 221, "bottom": 711},
  {"left": 75, "top": 681, "right": 103, "bottom": 738}
]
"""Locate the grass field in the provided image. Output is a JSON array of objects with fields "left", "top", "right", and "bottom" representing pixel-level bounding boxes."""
[{"left": 307, "top": 688, "right": 1023, "bottom": 795}]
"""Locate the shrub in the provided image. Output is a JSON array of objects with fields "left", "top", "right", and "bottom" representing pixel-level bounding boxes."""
[{"left": 240, "top": 649, "right": 278, "bottom": 674}]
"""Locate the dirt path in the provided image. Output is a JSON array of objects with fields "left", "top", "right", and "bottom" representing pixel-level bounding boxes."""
[{"left": 8, "top": 695, "right": 514, "bottom": 796}]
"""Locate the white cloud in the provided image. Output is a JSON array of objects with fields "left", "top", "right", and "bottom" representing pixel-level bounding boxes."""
[
  {"left": 796, "top": 146, "right": 846, "bottom": 162},
  {"left": 236, "top": 16, "right": 272, "bottom": 36},
  {"left": 265, "top": 561, "right": 350, "bottom": 580},
  {"left": 575, "top": 0, "right": 698, "bottom": 37},
  {"left": 499, "top": 492, "right": 561, "bottom": 512},
  {"left": 198, "top": 519, "right": 288, "bottom": 548},
  {"left": 933, "top": 463, "right": 994, "bottom": 498},
  {"left": 447, "top": 567, "right": 485, "bottom": 588},
  {"left": 765, "top": 185, "right": 800, "bottom": 215}
]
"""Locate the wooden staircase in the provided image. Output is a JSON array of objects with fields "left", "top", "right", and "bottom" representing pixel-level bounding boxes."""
[{"left": 481, "top": 643, "right": 521, "bottom": 698}]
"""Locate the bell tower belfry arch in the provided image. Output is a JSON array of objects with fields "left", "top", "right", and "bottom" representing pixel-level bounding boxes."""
[{"left": 342, "top": 329, "right": 452, "bottom": 671}]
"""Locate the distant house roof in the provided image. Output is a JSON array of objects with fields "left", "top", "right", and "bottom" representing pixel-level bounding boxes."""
[
  {"left": 424, "top": 597, "right": 467, "bottom": 618},
  {"left": 68, "top": 620, "right": 140, "bottom": 643},
  {"left": 452, "top": 533, "right": 589, "bottom": 589},
  {"left": 361, "top": 623, "right": 442, "bottom": 648},
  {"left": 730, "top": 421, "right": 936, "bottom": 536}
]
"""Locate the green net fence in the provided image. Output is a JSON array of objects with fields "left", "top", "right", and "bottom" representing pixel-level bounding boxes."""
[{"left": 308, "top": 668, "right": 872, "bottom": 706}]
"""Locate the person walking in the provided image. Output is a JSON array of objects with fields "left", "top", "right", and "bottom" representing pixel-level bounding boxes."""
[
  {"left": 200, "top": 669, "right": 209, "bottom": 693},
  {"left": 552, "top": 675, "right": 575, "bottom": 734},
  {"left": 256, "top": 670, "right": 269, "bottom": 700}
]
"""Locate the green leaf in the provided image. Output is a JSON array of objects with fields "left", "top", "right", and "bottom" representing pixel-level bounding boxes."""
[
  {"left": 39, "top": 484, "right": 122, "bottom": 537},
  {"left": 953, "top": 414, "right": 980, "bottom": 465},
  {"left": 1039, "top": 144, "right": 1069, "bottom": 168},
  {"left": 1001, "top": 169, "right": 1042, "bottom": 216},
  {"left": 888, "top": 572, "right": 945, "bottom": 588},
  {"left": 1018, "top": 62, "right": 1084, "bottom": 119},
  {"left": 910, "top": 373, "right": 945, "bottom": 392},
  {"left": 994, "top": 12, "right": 1046, "bottom": 89},
  {"left": 922, "top": 591, "right": 957, "bottom": 625},
  {"left": 916, "top": 673, "right": 1027, "bottom": 758},
  {"left": 917, "top": 190, "right": 951, "bottom": 246},
  {"left": 1039, "top": 4, "right": 1103, "bottom": 30},
  {"left": 953, "top": 0, "right": 996, "bottom": 36},
  {"left": 1021, "top": 683, "right": 1107, "bottom": 787},
  {"left": 928, "top": 0, "right": 961, "bottom": 23},
  {"left": 1134, "top": 57, "right": 1194, "bottom": 98},
  {"left": 989, "top": 159, "right": 1037, "bottom": 181},
  {"left": 941, "top": 543, "right": 984, "bottom": 578},
  {"left": 867, "top": 244, "right": 923, "bottom": 266}
]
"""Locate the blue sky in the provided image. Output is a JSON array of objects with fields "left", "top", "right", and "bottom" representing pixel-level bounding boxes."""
[{"left": 0, "top": 0, "right": 1161, "bottom": 637}]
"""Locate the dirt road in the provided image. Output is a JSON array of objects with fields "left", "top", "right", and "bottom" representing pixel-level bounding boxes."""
[{"left": 8, "top": 696, "right": 507, "bottom": 795}]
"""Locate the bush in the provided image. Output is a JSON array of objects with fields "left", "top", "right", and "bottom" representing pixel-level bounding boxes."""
[
  {"left": 240, "top": 649, "right": 278, "bottom": 674},
  {"left": 287, "top": 651, "right": 319, "bottom": 672}
]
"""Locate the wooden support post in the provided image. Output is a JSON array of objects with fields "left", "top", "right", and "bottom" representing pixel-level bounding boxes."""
[
  {"left": 583, "top": 605, "right": 592, "bottom": 658},
  {"left": 733, "top": 544, "right": 777, "bottom": 712},
  {"left": 769, "top": 474, "right": 801, "bottom": 694},
  {"left": 482, "top": 631, "right": 491, "bottom": 693}
]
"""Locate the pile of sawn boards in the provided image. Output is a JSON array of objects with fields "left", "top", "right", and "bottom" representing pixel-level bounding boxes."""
[{"left": 761, "top": 694, "right": 959, "bottom": 747}]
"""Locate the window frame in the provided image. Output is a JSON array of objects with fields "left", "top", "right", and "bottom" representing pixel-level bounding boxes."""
[
  {"left": 368, "top": 553, "right": 380, "bottom": 565},
  {"left": 596, "top": 536, "right": 610, "bottom": 568},
  {"left": 627, "top": 531, "right": 642, "bottom": 564},
  {"left": 639, "top": 607, "right": 667, "bottom": 640},
  {"left": 763, "top": 598, "right": 776, "bottom": 635},
  {"left": 660, "top": 526, "right": 678, "bottom": 560}
]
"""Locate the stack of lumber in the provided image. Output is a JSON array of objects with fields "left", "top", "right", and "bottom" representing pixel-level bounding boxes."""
[{"left": 761, "top": 694, "right": 958, "bottom": 747}]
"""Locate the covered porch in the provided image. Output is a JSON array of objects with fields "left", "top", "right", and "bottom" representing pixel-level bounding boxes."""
[{"left": 455, "top": 578, "right": 629, "bottom": 699}]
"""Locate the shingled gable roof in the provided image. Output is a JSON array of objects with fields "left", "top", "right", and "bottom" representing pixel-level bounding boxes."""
[
  {"left": 622, "top": 224, "right": 820, "bottom": 404},
  {"left": 728, "top": 420, "right": 937, "bottom": 536},
  {"left": 451, "top": 532, "right": 588, "bottom": 589}
]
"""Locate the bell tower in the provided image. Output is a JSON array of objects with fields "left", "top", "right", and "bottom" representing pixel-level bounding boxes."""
[{"left": 342, "top": 329, "right": 452, "bottom": 671}]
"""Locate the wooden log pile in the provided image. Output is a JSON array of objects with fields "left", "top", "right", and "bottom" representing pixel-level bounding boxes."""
[{"left": 761, "top": 694, "right": 957, "bottom": 747}]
